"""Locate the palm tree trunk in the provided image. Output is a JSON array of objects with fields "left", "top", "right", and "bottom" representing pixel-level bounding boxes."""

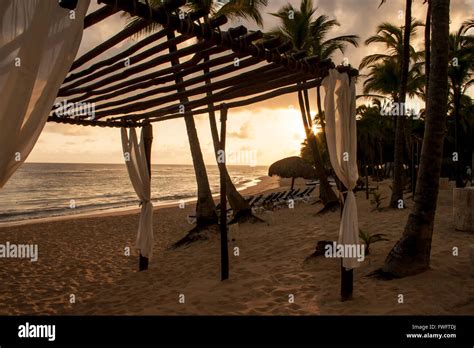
[
  {"left": 382, "top": 0, "right": 450, "bottom": 277},
  {"left": 167, "top": 31, "right": 217, "bottom": 227},
  {"left": 390, "top": 0, "right": 412, "bottom": 208},
  {"left": 453, "top": 87, "right": 463, "bottom": 187},
  {"left": 425, "top": 0, "right": 431, "bottom": 94},
  {"left": 298, "top": 86, "right": 338, "bottom": 205},
  {"left": 313, "top": 84, "right": 341, "bottom": 204},
  {"left": 202, "top": 55, "right": 253, "bottom": 218},
  {"left": 209, "top": 106, "right": 253, "bottom": 216},
  {"left": 316, "top": 85, "right": 327, "bottom": 136},
  {"left": 390, "top": 117, "right": 406, "bottom": 206}
]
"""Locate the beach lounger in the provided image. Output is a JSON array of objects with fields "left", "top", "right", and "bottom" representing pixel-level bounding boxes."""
[
  {"left": 282, "top": 189, "right": 296, "bottom": 200},
  {"left": 260, "top": 192, "right": 277, "bottom": 205},
  {"left": 294, "top": 188, "right": 309, "bottom": 198},
  {"left": 249, "top": 194, "right": 263, "bottom": 206},
  {"left": 287, "top": 188, "right": 300, "bottom": 199},
  {"left": 273, "top": 191, "right": 287, "bottom": 202}
]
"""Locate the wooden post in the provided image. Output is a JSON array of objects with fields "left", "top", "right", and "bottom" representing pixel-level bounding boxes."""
[
  {"left": 218, "top": 106, "right": 229, "bottom": 281},
  {"left": 140, "top": 123, "right": 153, "bottom": 271},
  {"left": 340, "top": 184, "right": 353, "bottom": 301}
]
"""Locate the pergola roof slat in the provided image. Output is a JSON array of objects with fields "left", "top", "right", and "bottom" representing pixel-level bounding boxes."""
[{"left": 83, "top": 5, "right": 120, "bottom": 29}]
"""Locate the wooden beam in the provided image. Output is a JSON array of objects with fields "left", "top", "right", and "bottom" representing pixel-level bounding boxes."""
[
  {"left": 47, "top": 116, "right": 142, "bottom": 127},
  {"left": 83, "top": 6, "right": 120, "bottom": 29},
  {"left": 69, "top": 19, "right": 151, "bottom": 72}
]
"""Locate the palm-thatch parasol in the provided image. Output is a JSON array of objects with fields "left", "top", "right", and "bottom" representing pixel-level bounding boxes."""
[{"left": 268, "top": 156, "right": 317, "bottom": 189}]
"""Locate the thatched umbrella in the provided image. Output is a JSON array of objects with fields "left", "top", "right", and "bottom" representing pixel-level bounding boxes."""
[{"left": 268, "top": 156, "right": 317, "bottom": 189}]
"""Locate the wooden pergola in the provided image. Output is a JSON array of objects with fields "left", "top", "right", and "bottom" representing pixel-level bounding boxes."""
[
  {"left": 50, "top": 0, "right": 357, "bottom": 128},
  {"left": 52, "top": 0, "right": 358, "bottom": 300}
]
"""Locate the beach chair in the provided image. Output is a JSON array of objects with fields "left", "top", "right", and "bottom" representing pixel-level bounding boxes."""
[
  {"left": 272, "top": 190, "right": 295, "bottom": 209},
  {"left": 273, "top": 191, "right": 287, "bottom": 202},
  {"left": 294, "top": 188, "right": 310, "bottom": 202},
  {"left": 262, "top": 192, "right": 282, "bottom": 210},
  {"left": 281, "top": 189, "right": 296, "bottom": 200},
  {"left": 300, "top": 187, "right": 316, "bottom": 203},
  {"left": 249, "top": 194, "right": 263, "bottom": 207},
  {"left": 287, "top": 188, "right": 300, "bottom": 199},
  {"left": 260, "top": 192, "right": 276, "bottom": 205},
  {"left": 270, "top": 191, "right": 288, "bottom": 208}
]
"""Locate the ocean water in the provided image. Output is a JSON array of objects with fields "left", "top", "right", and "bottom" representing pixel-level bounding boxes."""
[{"left": 0, "top": 163, "right": 268, "bottom": 223}]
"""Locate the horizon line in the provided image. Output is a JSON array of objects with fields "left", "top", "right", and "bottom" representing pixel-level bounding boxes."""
[{"left": 25, "top": 161, "right": 269, "bottom": 167}]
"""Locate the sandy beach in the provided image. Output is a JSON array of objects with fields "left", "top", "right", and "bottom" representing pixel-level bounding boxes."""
[{"left": 0, "top": 176, "right": 472, "bottom": 315}]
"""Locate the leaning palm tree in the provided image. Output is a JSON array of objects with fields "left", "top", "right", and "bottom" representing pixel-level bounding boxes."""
[
  {"left": 126, "top": 1, "right": 267, "bottom": 228},
  {"left": 360, "top": 19, "right": 423, "bottom": 208},
  {"left": 382, "top": 0, "right": 450, "bottom": 277},
  {"left": 270, "top": 0, "right": 358, "bottom": 207},
  {"left": 447, "top": 19, "right": 474, "bottom": 187},
  {"left": 190, "top": 0, "right": 268, "bottom": 222},
  {"left": 126, "top": 1, "right": 216, "bottom": 227}
]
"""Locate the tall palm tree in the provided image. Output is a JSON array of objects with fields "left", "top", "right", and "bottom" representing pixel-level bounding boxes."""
[
  {"left": 360, "top": 19, "right": 423, "bottom": 207},
  {"left": 126, "top": 1, "right": 267, "bottom": 227},
  {"left": 192, "top": 0, "right": 268, "bottom": 221},
  {"left": 356, "top": 100, "right": 393, "bottom": 172},
  {"left": 447, "top": 19, "right": 474, "bottom": 187},
  {"left": 382, "top": 0, "right": 450, "bottom": 277},
  {"left": 270, "top": 0, "right": 358, "bottom": 206},
  {"left": 361, "top": 57, "right": 425, "bottom": 101}
]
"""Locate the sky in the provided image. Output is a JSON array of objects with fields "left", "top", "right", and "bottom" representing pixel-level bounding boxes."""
[{"left": 27, "top": 0, "right": 473, "bottom": 166}]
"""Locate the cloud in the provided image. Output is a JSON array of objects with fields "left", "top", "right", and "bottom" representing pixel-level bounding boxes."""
[
  {"left": 43, "top": 123, "right": 93, "bottom": 136},
  {"left": 228, "top": 121, "right": 253, "bottom": 139}
]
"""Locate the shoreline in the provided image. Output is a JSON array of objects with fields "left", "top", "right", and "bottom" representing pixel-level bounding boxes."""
[{"left": 0, "top": 175, "right": 281, "bottom": 228}]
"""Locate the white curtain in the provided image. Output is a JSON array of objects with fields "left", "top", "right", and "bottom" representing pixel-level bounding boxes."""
[
  {"left": 121, "top": 128, "right": 154, "bottom": 259},
  {"left": 322, "top": 69, "right": 360, "bottom": 270},
  {"left": 0, "top": 0, "right": 90, "bottom": 188}
]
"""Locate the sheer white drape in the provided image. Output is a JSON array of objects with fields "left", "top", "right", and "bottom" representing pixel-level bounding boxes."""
[
  {"left": 322, "top": 69, "right": 360, "bottom": 270},
  {"left": 0, "top": 0, "right": 89, "bottom": 188},
  {"left": 121, "top": 128, "right": 154, "bottom": 258}
]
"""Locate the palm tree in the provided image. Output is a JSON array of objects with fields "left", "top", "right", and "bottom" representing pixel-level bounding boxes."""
[
  {"left": 361, "top": 57, "right": 425, "bottom": 101},
  {"left": 356, "top": 100, "right": 393, "bottom": 174},
  {"left": 125, "top": 1, "right": 267, "bottom": 227},
  {"left": 382, "top": 0, "right": 450, "bottom": 277},
  {"left": 447, "top": 19, "right": 474, "bottom": 187},
  {"left": 192, "top": 0, "right": 267, "bottom": 221},
  {"left": 360, "top": 19, "right": 423, "bottom": 207},
  {"left": 270, "top": 0, "right": 358, "bottom": 206}
]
